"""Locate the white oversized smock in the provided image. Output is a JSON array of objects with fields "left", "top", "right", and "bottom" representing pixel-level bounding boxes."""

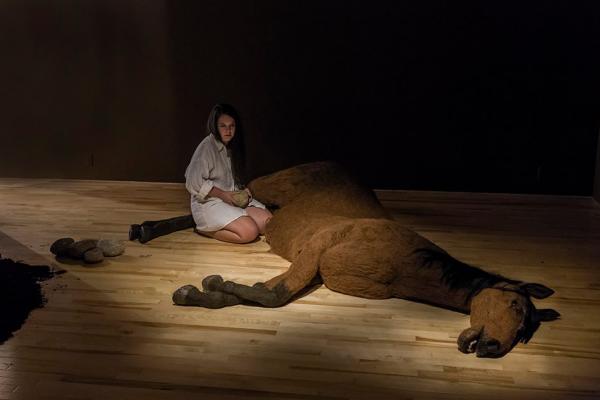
[{"left": 185, "top": 134, "right": 266, "bottom": 232}]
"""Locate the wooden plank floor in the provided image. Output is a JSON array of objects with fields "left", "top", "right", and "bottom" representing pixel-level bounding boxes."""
[{"left": 1, "top": 178, "right": 599, "bottom": 400}]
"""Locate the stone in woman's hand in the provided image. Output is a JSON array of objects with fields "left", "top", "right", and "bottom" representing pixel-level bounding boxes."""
[{"left": 231, "top": 190, "right": 250, "bottom": 208}]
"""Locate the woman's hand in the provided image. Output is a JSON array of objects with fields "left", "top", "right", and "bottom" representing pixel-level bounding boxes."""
[
  {"left": 220, "top": 190, "right": 236, "bottom": 206},
  {"left": 208, "top": 186, "right": 235, "bottom": 205},
  {"left": 208, "top": 187, "right": 250, "bottom": 207}
]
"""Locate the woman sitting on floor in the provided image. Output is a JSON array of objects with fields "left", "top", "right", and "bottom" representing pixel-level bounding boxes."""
[{"left": 129, "top": 103, "right": 272, "bottom": 244}]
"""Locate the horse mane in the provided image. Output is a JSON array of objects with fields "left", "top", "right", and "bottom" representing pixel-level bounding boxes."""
[{"left": 413, "top": 248, "right": 520, "bottom": 302}]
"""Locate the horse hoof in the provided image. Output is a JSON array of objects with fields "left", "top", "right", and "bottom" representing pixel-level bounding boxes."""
[
  {"left": 202, "top": 275, "right": 224, "bottom": 292},
  {"left": 172, "top": 284, "right": 202, "bottom": 305}
]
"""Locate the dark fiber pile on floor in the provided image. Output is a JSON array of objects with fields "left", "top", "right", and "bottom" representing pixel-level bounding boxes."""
[{"left": 0, "top": 257, "right": 58, "bottom": 344}]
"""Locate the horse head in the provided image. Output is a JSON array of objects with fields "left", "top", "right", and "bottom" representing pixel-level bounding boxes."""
[{"left": 457, "top": 282, "right": 560, "bottom": 358}]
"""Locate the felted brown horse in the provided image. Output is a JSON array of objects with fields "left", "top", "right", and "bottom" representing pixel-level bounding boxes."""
[{"left": 173, "top": 161, "right": 560, "bottom": 358}]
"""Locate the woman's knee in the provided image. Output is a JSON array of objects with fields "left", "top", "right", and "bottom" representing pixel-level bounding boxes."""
[
  {"left": 229, "top": 216, "right": 259, "bottom": 243},
  {"left": 246, "top": 207, "right": 273, "bottom": 233},
  {"left": 237, "top": 226, "right": 259, "bottom": 243}
]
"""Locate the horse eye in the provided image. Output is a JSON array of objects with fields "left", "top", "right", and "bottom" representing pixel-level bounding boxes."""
[{"left": 510, "top": 300, "right": 524, "bottom": 314}]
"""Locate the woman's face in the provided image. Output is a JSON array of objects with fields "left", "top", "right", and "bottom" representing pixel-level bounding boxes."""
[{"left": 217, "top": 114, "right": 236, "bottom": 145}]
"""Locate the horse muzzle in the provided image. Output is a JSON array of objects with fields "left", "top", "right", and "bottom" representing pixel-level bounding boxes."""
[{"left": 457, "top": 326, "right": 507, "bottom": 358}]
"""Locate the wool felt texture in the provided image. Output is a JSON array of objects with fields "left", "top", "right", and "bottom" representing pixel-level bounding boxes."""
[{"left": 173, "top": 161, "right": 560, "bottom": 357}]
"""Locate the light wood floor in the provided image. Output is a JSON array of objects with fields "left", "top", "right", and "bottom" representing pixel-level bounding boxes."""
[{"left": 1, "top": 178, "right": 599, "bottom": 400}]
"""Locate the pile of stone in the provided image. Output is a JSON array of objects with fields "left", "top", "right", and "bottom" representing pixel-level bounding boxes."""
[{"left": 50, "top": 238, "right": 125, "bottom": 264}]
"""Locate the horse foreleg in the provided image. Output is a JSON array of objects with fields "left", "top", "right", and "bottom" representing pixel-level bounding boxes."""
[
  {"left": 172, "top": 282, "right": 242, "bottom": 309},
  {"left": 203, "top": 249, "right": 320, "bottom": 308},
  {"left": 203, "top": 224, "right": 352, "bottom": 307},
  {"left": 200, "top": 272, "right": 322, "bottom": 308}
]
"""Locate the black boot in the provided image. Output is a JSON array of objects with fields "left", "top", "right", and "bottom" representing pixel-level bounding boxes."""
[
  {"left": 138, "top": 215, "right": 195, "bottom": 244},
  {"left": 129, "top": 224, "right": 141, "bottom": 241},
  {"left": 138, "top": 225, "right": 152, "bottom": 244},
  {"left": 130, "top": 219, "right": 160, "bottom": 241}
]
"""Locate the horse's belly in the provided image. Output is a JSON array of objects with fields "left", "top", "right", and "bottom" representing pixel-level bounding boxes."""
[{"left": 319, "top": 240, "right": 399, "bottom": 284}]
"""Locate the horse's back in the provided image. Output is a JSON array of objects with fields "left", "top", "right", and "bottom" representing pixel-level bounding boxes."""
[
  {"left": 261, "top": 163, "right": 389, "bottom": 260},
  {"left": 249, "top": 161, "right": 378, "bottom": 209}
]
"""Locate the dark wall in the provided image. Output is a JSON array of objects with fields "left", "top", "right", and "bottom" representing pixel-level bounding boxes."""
[
  {"left": 595, "top": 130, "right": 600, "bottom": 203},
  {"left": 0, "top": 1, "right": 178, "bottom": 181},
  {"left": 1, "top": 1, "right": 599, "bottom": 194}
]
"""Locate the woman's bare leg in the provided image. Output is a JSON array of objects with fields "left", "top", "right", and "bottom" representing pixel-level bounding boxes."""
[
  {"left": 202, "top": 216, "right": 259, "bottom": 244},
  {"left": 245, "top": 206, "right": 273, "bottom": 235}
]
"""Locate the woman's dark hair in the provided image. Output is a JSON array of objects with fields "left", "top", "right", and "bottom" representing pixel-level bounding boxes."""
[{"left": 206, "top": 103, "right": 247, "bottom": 188}]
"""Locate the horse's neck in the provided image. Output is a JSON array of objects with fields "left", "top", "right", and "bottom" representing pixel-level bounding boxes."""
[
  {"left": 391, "top": 275, "right": 474, "bottom": 314},
  {"left": 391, "top": 255, "right": 506, "bottom": 314}
]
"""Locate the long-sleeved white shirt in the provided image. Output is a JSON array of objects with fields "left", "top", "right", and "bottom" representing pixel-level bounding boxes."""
[
  {"left": 184, "top": 133, "right": 266, "bottom": 232},
  {"left": 185, "top": 134, "right": 238, "bottom": 203}
]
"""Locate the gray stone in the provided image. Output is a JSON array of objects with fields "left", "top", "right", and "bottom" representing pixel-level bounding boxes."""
[
  {"left": 68, "top": 239, "right": 98, "bottom": 259},
  {"left": 97, "top": 239, "right": 125, "bottom": 257},
  {"left": 83, "top": 247, "right": 104, "bottom": 264},
  {"left": 50, "top": 237, "right": 75, "bottom": 257}
]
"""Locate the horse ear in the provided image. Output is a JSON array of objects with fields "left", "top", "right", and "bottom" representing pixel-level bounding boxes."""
[
  {"left": 535, "top": 309, "right": 561, "bottom": 322},
  {"left": 520, "top": 283, "right": 555, "bottom": 299}
]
